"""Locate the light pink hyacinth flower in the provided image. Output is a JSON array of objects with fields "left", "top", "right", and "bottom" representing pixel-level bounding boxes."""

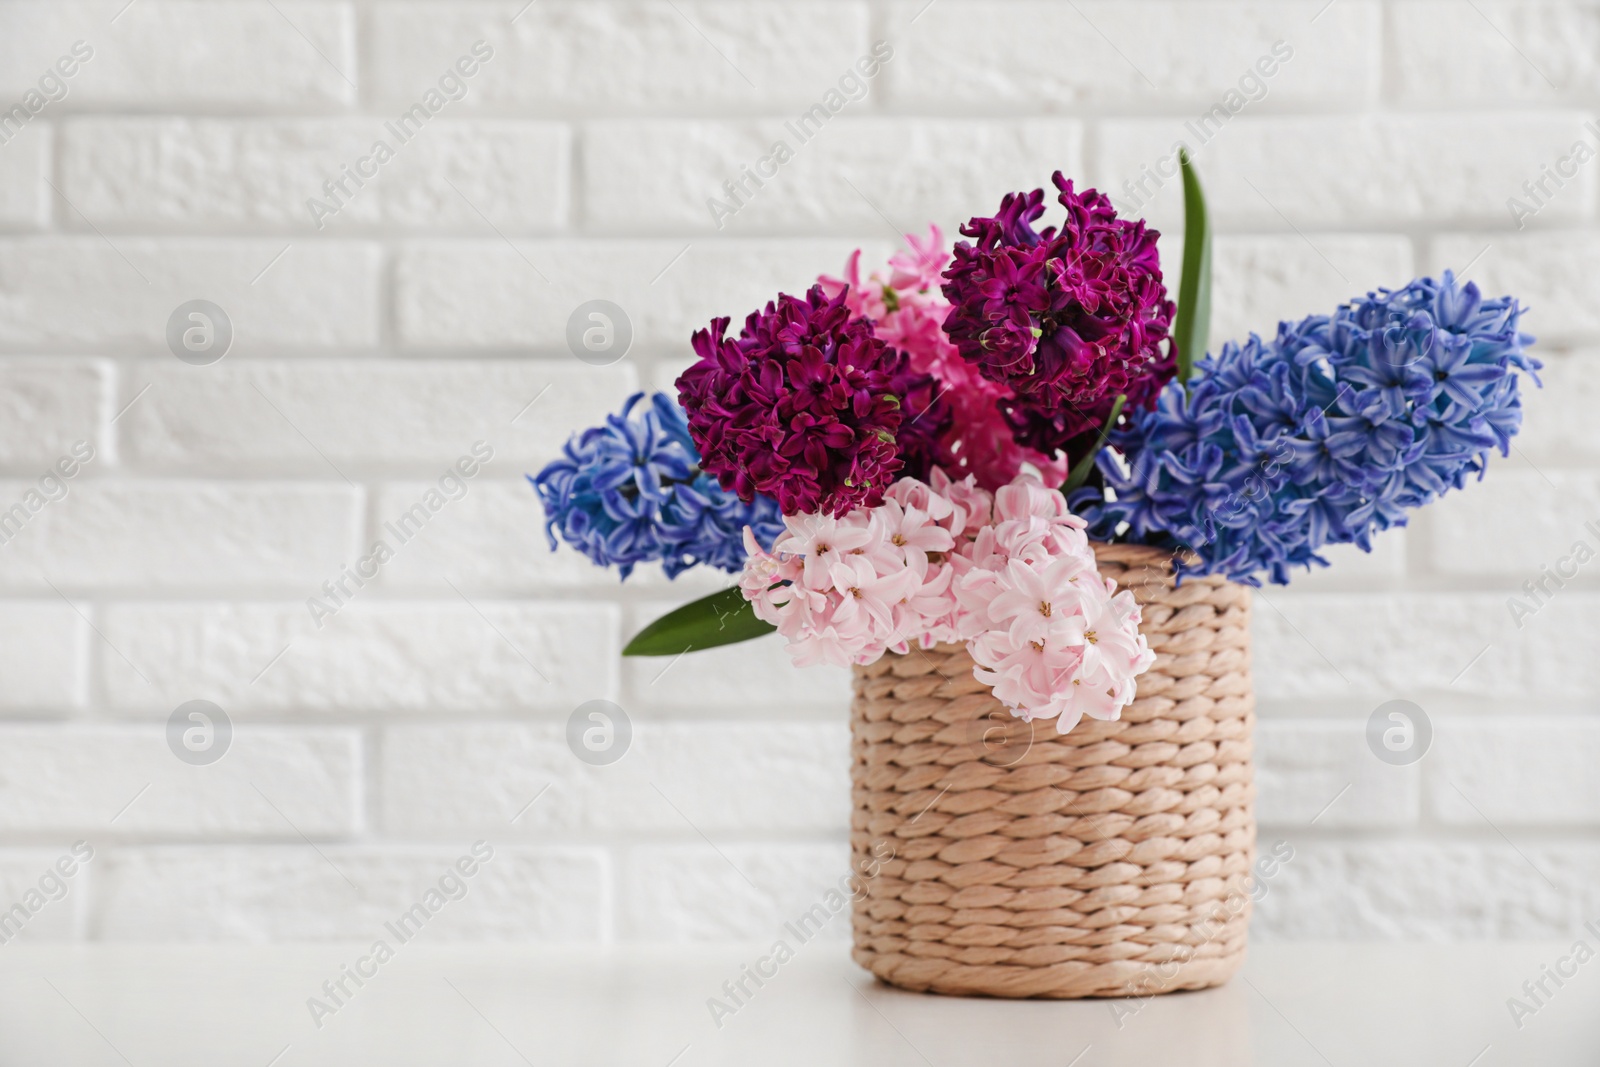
[
  {"left": 740, "top": 469, "right": 987, "bottom": 669},
  {"left": 741, "top": 472, "right": 1154, "bottom": 734},
  {"left": 953, "top": 478, "right": 1154, "bottom": 733}
]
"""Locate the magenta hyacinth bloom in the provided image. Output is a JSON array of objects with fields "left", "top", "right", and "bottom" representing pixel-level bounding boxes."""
[
  {"left": 677, "top": 284, "right": 944, "bottom": 517},
  {"left": 941, "top": 173, "right": 1176, "bottom": 454}
]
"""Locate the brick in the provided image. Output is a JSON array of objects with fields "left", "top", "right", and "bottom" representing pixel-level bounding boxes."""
[
  {"left": 1393, "top": 1, "right": 1600, "bottom": 104},
  {"left": 369, "top": 1, "right": 871, "bottom": 111},
  {"left": 372, "top": 479, "right": 623, "bottom": 593},
  {"left": 379, "top": 722, "right": 848, "bottom": 838},
  {"left": 582, "top": 118, "right": 1083, "bottom": 234},
  {"left": 1430, "top": 717, "right": 1600, "bottom": 826},
  {"left": 1160, "top": 233, "right": 1414, "bottom": 352},
  {"left": 645, "top": 360, "right": 694, "bottom": 397},
  {"left": 1433, "top": 233, "right": 1600, "bottom": 343},
  {"left": 394, "top": 238, "right": 881, "bottom": 352},
  {"left": 93, "top": 846, "right": 605, "bottom": 941},
  {"left": 0, "top": 849, "right": 88, "bottom": 942},
  {"left": 0, "top": 359, "right": 109, "bottom": 466},
  {"left": 0, "top": 239, "right": 382, "bottom": 350},
  {"left": 1098, "top": 114, "right": 1594, "bottom": 234},
  {"left": 0, "top": 121, "right": 48, "bottom": 227},
  {"left": 1251, "top": 592, "right": 1518, "bottom": 699},
  {"left": 0, "top": 726, "right": 360, "bottom": 838},
  {"left": 100, "top": 601, "right": 619, "bottom": 715},
  {"left": 1424, "top": 469, "right": 1600, "bottom": 576},
  {"left": 1256, "top": 720, "right": 1420, "bottom": 828},
  {"left": 0, "top": 2, "right": 355, "bottom": 107},
  {"left": 624, "top": 555, "right": 743, "bottom": 598},
  {"left": 0, "top": 602, "right": 86, "bottom": 712},
  {"left": 1282, "top": 529, "right": 1408, "bottom": 591},
  {"left": 624, "top": 602, "right": 852, "bottom": 713},
  {"left": 1516, "top": 596, "right": 1600, "bottom": 698},
  {"left": 59, "top": 118, "right": 568, "bottom": 231},
  {"left": 621, "top": 844, "right": 850, "bottom": 941},
  {"left": 1515, "top": 350, "right": 1600, "bottom": 461},
  {"left": 1210, "top": 234, "right": 1412, "bottom": 348},
  {"left": 887, "top": 0, "right": 1378, "bottom": 109},
  {"left": 1253, "top": 840, "right": 1600, "bottom": 939},
  {"left": 0, "top": 482, "right": 359, "bottom": 592},
  {"left": 120, "top": 360, "right": 633, "bottom": 472}
]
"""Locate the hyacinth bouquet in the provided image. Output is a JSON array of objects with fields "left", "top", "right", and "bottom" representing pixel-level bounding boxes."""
[{"left": 533, "top": 156, "right": 1538, "bottom": 736}]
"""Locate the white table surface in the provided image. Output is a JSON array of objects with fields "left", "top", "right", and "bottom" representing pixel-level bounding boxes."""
[{"left": 0, "top": 942, "right": 1593, "bottom": 1066}]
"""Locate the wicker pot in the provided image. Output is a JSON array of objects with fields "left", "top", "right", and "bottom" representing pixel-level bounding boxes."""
[{"left": 848, "top": 543, "right": 1254, "bottom": 999}]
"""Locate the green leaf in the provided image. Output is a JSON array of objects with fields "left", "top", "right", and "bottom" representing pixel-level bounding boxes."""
[
  {"left": 1062, "top": 393, "right": 1126, "bottom": 494},
  {"left": 1174, "top": 149, "right": 1212, "bottom": 389},
  {"left": 621, "top": 586, "right": 775, "bottom": 656}
]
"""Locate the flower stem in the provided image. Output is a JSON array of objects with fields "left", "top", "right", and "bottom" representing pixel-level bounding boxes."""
[
  {"left": 1062, "top": 394, "right": 1126, "bottom": 494},
  {"left": 1174, "top": 148, "right": 1212, "bottom": 392}
]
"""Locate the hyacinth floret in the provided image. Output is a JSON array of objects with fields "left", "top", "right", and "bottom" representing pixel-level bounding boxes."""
[{"left": 532, "top": 391, "right": 783, "bottom": 579}]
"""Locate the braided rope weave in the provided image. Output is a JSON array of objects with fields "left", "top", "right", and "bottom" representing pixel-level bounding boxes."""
[{"left": 849, "top": 542, "right": 1254, "bottom": 998}]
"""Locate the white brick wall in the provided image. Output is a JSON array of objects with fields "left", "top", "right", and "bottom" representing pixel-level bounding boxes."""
[
  {"left": 58, "top": 118, "right": 572, "bottom": 230},
  {"left": 1, "top": 0, "right": 1596, "bottom": 946}
]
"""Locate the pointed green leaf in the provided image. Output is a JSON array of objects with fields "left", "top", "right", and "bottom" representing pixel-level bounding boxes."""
[
  {"left": 621, "top": 586, "right": 775, "bottom": 656},
  {"left": 1174, "top": 149, "right": 1212, "bottom": 388},
  {"left": 1062, "top": 393, "right": 1126, "bottom": 494}
]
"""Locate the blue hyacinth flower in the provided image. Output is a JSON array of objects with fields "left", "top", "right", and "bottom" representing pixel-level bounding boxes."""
[
  {"left": 531, "top": 391, "right": 784, "bottom": 580},
  {"left": 1074, "top": 272, "right": 1539, "bottom": 586}
]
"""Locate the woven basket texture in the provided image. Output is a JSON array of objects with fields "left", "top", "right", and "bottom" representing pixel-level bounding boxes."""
[{"left": 848, "top": 542, "right": 1255, "bottom": 998}]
